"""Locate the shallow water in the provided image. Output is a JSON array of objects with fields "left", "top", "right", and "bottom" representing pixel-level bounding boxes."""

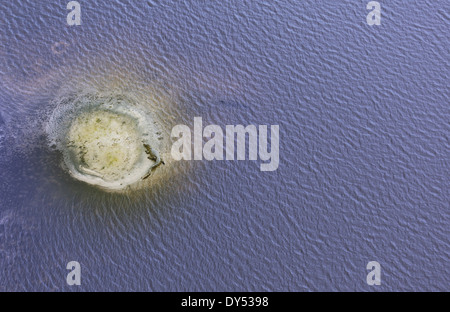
[{"left": 0, "top": 0, "right": 449, "bottom": 291}]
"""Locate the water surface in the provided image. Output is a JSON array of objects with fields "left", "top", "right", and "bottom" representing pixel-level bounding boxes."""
[{"left": 0, "top": 0, "right": 448, "bottom": 291}]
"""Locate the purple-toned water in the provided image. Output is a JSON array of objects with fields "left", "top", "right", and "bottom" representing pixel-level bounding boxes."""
[{"left": 0, "top": 0, "right": 448, "bottom": 291}]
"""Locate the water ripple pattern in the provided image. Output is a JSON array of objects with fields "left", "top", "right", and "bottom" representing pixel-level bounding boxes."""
[{"left": 0, "top": 0, "right": 448, "bottom": 291}]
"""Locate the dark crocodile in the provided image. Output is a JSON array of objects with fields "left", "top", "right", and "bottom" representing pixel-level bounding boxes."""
[{"left": 142, "top": 143, "right": 165, "bottom": 180}]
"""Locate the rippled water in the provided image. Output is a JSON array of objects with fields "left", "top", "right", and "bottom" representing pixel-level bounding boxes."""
[{"left": 0, "top": 0, "right": 449, "bottom": 291}]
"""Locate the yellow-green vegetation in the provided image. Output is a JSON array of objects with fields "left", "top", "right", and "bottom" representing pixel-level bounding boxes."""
[{"left": 67, "top": 110, "right": 143, "bottom": 182}]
